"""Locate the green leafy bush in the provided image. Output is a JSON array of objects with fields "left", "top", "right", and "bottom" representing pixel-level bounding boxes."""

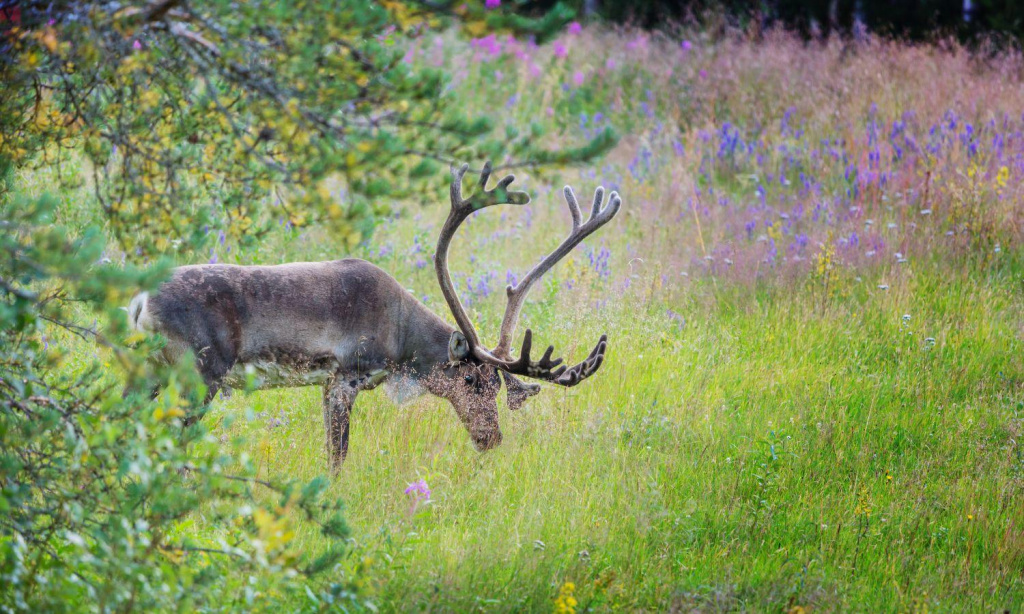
[
  {"left": 0, "top": 197, "right": 362, "bottom": 611},
  {"left": 0, "top": 0, "right": 612, "bottom": 257}
]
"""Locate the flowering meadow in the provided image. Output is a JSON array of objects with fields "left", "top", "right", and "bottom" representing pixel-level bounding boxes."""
[{"left": 31, "top": 23, "right": 1024, "bottom": 612}]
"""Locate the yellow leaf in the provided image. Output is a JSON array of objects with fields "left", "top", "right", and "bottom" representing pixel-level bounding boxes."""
[
  {"left": 465, "top": 20, "right": 487, "bottom": 38},
  {"left": 125, "top": 332, "right": 147, "bottom": 344},
  {"left": 40, "top": 28, "right": 58, "bottom": 53}
]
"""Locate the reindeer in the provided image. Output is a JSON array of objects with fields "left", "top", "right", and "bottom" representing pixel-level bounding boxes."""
[{"left": 128, "top": 162, "right": 621, "bottom": 468}]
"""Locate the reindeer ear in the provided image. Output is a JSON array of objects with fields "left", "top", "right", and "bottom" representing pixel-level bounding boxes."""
[
  {"left": 448, "top": 331, "right": 471, "bottom": 362},
  {"left": 501, "top": 372, "right": 541, "bottom": 411}
]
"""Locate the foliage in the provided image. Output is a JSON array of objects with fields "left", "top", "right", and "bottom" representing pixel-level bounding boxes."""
[
  {"left": 0, "top": 0, "right": 613, "bottom": 257},
  {"left": 0, "top": 198, "right": 362, "bottom": 611}
]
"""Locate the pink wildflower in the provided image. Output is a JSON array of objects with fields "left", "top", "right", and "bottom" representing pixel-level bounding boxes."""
[
  {"left": 568, "top": 21, "right": 582, "bottom": 35},
  {"left": 485, "top": 0, "right": 500, "bottom": 8},
  {"left": 132, "top": 40, "right": 142, "bottom": 51},
  {"left": 471, "top": 33, "right": 502, "bottom": 57},
  {"left": 572, "top": 71, "right": 585, "bottom": 87},
  {"left": 626, "top": 35, "right": 647, "bottom": 51},
  {"left": 553, "top": 41, "right": 567, "bottom": 58},
  {"left": 404, "top": 479, "right": 431, "bottom": 501}
]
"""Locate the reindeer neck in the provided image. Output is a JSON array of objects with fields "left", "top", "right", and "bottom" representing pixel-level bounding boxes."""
[{"left": 395, "top": 291, "right": 456, "bottom": 377}]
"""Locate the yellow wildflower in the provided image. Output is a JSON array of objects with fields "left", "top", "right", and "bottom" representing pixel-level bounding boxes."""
[
  {"left": 995, "top": 166, "right": 1009, "bottom": 192},
  {"left": 554, "top": 581, "right": 577, "bottom": 614},
  {"left": 855, "top": 485, "right": 871, "bottom": 517}
]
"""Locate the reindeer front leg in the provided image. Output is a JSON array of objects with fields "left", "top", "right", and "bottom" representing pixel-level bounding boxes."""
[
  {"left": 321, "top": 369, "right": 389, "bottom": 470},
  {"left": 323, "top": 378, "right": 358, "bottom": 471}
]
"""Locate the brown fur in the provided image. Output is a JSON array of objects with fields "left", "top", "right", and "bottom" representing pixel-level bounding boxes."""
[{"left": 130, "top": 259, "right": 517, "bottom": 468}]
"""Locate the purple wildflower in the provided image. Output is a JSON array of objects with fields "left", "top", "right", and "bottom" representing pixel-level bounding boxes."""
[
  {"left": 666, "top": 309, "right": 686, "bottom": 329},
  {"left": 588, "top": 245, "right": 611, "bottom": 279},
  {"left": 404, "top": 479, "right": 432, "bottom": 506}
]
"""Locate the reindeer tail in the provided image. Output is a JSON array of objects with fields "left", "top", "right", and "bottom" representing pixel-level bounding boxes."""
[{"left": 127, "top": 292, "right": 154, "bottom": 332}]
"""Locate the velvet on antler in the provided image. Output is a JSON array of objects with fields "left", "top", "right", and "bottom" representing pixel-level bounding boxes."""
[{"left": 434, "top": 161, "right": 621, "bottom": 387}]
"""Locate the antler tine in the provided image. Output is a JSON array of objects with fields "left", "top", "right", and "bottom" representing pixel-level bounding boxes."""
[
  {"left": 564, "top": 185, "right": 583, "bottom": 231},
  {"left": 492, "top": 186, "right": 622, "bottom": 358},
  {"left": 449, "top": 163, "right": 470, "bottom": 213},
  {"left": 477, "top": 330, "right": 608, "bottom": 387},
  {"left": 436, "top": 161, "right": 531, "bottom": 351},
  {"left": 555, "top": 334, "right": 607, "bottom": 386},
  {"left": 477, "top": 160, "right": 493, "bottom": 191}
]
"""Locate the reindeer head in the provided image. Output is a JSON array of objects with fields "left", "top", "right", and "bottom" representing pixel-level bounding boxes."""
[{"left": 432, "top": 162, "right": 621, "bottom": 451}]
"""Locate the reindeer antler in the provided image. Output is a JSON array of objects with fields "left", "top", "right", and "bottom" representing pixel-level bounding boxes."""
[
  {"left": 434, "top": 162, "right": 621, "bottom": 387},
  {"left": 435, "top": 162, "right": 530, "bottom": 352}
]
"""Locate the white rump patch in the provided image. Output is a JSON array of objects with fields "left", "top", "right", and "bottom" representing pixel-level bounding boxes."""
[
  {"left": 127, "top": 292, "right": 155, "bottom": 332},
  {"left": 384, "top": 374, "right": 426, "bottom": 405}
]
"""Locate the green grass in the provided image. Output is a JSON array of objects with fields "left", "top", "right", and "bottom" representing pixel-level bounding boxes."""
[{"left": 200, "top": 247, "right": 1021, "bottom": 612}]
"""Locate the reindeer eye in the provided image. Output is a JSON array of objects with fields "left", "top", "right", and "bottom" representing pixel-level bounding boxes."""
[{"left": 464, "top": 375, "right": 474, "bottom": 384}]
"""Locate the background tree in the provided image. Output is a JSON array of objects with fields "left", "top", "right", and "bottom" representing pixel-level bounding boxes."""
[
  {"left": 0, "top": 0, "right": 614, "bottom": 256},
  {"left": 563, "top": 0, "right": 1023, "bottom": 41}
]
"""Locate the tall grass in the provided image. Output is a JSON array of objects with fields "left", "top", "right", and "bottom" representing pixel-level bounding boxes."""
[{"left": 36, "top": 25, "right": 1024, "bottom": 611}]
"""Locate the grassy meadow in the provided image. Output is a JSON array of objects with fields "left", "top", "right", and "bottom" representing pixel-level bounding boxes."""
[{"left": 31, "top": 26, "right": 1024, "bottom": 612}]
